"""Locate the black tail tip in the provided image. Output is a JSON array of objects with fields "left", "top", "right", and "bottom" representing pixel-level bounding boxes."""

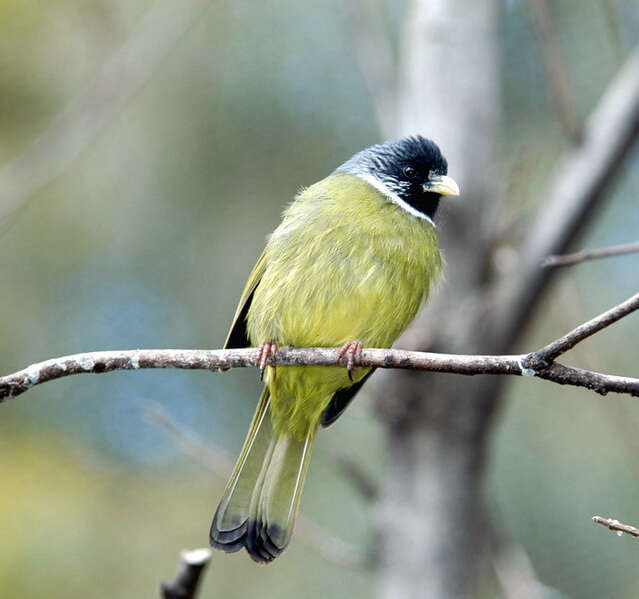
[
  {"left": 246, "top": 520, "right": 286, "bottom": 563},
  {"left": 210, "top": 517, "right": 287, "bottom": 564},
  {"left": 209, "top": 522, "right": 247, "bottom": 554}
]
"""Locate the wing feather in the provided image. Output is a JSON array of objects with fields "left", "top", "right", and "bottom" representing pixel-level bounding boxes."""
[
  {"left": 224, "top": 251, "right": 268, "bottom": 349},
  {"left": 321, "top": 368, "right": 376, "bottom": 427}
]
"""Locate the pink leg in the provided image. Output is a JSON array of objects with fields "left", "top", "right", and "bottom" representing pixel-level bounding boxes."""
[
  {"left": 337, "top": 340, "right": 363, "bottom": 381},
  {"left": 256, "top": 341, "right": 279, "bottom": 381}
]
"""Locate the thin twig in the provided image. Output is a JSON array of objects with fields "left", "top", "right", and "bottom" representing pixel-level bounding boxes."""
[
  {"left": 161, "top": 548, "right": 212, "bottom": 599},
  {"left": 592, "top": 516, "right": 639, "bottom": 538},
  {"left": 526, "top": 0, "right": 582, "bottom": 142},
  {"left": 543, "top": 241, "right": 639, "bottom": 268},
  {"left": 142, "top": 405, "right": 366, "bottom": 568},
  {"left": 527, "top": 290, "right": 639, "bottom": 364}
]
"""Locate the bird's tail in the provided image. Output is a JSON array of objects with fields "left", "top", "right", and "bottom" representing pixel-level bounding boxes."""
[{"left": 210, "top": 388, "right": 316, "bottom": 562}]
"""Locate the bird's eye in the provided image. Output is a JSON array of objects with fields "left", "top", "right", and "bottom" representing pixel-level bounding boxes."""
[{"left": 403, "top": 165, "right": 417, "bottom": 179}]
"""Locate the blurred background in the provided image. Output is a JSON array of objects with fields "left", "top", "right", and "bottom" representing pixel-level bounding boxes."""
[{"left": 1, "top": 0, "right": 638, "bottom": 597}]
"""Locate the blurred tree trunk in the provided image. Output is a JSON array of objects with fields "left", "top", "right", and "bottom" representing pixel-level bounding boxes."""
[
  {"left": 375, "top": 1, "right": 501, "bottom": 597},
  {"left": 372, "top": 1, "right": 639, "bottom": 597}
]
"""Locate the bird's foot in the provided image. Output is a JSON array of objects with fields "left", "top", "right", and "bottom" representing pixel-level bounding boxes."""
[
  {"left": 337, "top": 340, "right": 363, "bottom": 381},
  {"left": 257, "top": 341, "right": 279, "bottom": 381}
]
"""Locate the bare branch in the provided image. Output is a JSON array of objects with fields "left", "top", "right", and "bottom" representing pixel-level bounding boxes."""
[
  {"left": 3, "top": 290, "right": 639, "bottom": 402},
  {"left": 543, "top": 241, "right": 639, "bottom": 268},
  {"left": 1, "top": 346, "right": 638, "bottom": 402},
  {"left": 526, "top": 0, "right": 582, "bottom": 142},
  {"left": 592, "top": 516, "right": 639, "bottom": 539},
  {"left": 0, "top": 0, "right": 214, "bottom": 221},
  {"left": 528, "top": 362, "right": 639, "bottom": 397},
  {"left": 161, "top": 548, "right": 212, "bottom": 599},
  {"left": 528, "top": 290, "right": 639, "bottom": 363}
]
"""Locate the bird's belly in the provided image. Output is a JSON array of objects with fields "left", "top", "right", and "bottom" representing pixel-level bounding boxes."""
[
  {"left": 246, "top": 222, "right": 440, "bottom": 438},
  {"left": 267, "top": 364, "right": 360, "bottom": 439}
]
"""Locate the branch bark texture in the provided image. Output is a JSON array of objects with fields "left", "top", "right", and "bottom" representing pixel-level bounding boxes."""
[
  {"left": 592, "top": 516, "right": 639, "bottom": 539},
  {"left": 2, "top": 345, "right": 638, "bottom": 404},
  {"left": 543, "top": 240, "right": 639, "bottom": 267}
]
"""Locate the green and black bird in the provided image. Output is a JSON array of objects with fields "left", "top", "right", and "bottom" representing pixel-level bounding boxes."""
[{"left": 210, "top": 136, "right": 459, "bottom": 562}]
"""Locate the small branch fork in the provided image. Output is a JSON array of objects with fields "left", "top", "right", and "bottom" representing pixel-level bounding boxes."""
[
  {"left": 592, "top": 516, "right": 639, "bottom": 539},
  {"left": 1, "top": 291, "right": 638, "bottom": 403},
  {"left": 523, "top": 290, "right": 639, "bottom": 365}
]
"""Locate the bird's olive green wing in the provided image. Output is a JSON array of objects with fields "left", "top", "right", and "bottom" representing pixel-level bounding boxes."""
[
  {"left": 321, "top": 368, "right": 376, "bottom": 427},
  {"left": 224, "top": 251, "right": 268, "bottom": 349}
]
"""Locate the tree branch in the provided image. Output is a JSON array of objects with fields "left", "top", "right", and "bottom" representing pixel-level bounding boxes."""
[
  {"left": 2, "top": 291, "right": 639, "bottom": 402},
  {"left": 526, "top": 290, "right": 639, "bottom": 364},
  {"left": 3, "top": 346, "right": 639, "bottom": 401},
  {"left": 160, "top": 548, "right": 212, "bottom": 599},
  {"left": 543, "top": 240, "right": 639, "bottom": 267},
  {"left": 592, "top": 516, "right": 639, "bottom": 539}
]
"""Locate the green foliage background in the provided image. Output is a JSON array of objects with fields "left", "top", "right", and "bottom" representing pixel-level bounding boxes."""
[{"left": 0, "top": 1, "right": 638, "bottom": 597}]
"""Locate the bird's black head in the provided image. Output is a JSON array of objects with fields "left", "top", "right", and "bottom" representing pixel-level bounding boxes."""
[{"left": 337, "top": 135, "right": 459, "bottom": 223}]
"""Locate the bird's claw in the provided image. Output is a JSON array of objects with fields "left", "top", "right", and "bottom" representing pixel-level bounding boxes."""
[
  {"left": 337, "top": 341, "right": 363, "bottom": 381},
  {"left": 256, "top": 341, "right": 279, "bottom": 381}
]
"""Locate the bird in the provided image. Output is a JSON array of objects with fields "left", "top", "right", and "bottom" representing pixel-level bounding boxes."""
[{"left": 209, "top": 135, "right": 459, "bottom": 563}]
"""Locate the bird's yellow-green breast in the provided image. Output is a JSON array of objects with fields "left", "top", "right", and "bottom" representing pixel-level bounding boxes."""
[{"left": 247, "top": 173, "right": 442, "bottom": 439}]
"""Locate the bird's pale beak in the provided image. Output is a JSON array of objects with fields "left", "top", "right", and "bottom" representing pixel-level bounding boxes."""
[{"left": 423, "top": 175, "right": 460, "bottom": 197}]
